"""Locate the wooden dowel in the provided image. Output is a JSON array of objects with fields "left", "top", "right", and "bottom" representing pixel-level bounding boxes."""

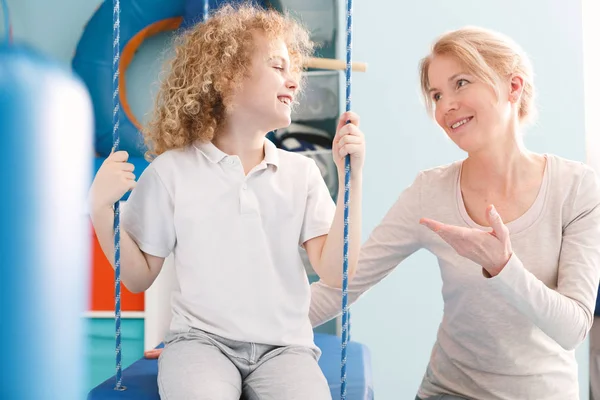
[{"left": 305, "top": 57, "right": 367, "bottom": 72}]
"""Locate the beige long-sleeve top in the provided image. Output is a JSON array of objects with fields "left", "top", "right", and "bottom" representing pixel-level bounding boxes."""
[{"left": 310, "top": 154, "right": 600, "bottom": 400}]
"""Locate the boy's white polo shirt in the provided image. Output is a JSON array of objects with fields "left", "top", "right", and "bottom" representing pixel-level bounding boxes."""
[{"left": 122, "top": 138, "right": 336, "bottom": 348}]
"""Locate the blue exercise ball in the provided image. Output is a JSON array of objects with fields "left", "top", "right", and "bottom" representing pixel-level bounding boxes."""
[{"left": 0, "top": 43, "right": 94, "bottom": 400}]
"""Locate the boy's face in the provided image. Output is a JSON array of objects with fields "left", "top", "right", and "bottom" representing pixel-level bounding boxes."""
[{"left": 231, "top": 32, "right": 299, "bottom": 132}]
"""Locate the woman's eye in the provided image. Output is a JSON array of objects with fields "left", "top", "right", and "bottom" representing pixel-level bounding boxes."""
[{"left": 457, "top": 79, "right": 469, "bottom": 88}]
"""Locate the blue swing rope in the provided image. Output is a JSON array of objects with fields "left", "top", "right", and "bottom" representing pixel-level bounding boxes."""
[
  {"left": 203, "top": 0, "right": 209, "bottom": 21},
  {"left": 112, "top": 0, "right": 124, "bottom": 391},
  {"left": 340, "top": 0, "right": 353, "bottom": 398}
]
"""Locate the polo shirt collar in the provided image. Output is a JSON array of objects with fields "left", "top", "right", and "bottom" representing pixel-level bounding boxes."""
[{"left": 194, "top": 138, "right": 280, "bottom": 169}]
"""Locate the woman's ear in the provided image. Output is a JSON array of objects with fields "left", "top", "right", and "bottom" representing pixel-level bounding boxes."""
[{"left": 509, "top": 74, "right": 524, "bottom": 104}]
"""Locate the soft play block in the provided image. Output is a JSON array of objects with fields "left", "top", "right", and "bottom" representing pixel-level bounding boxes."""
[{"left": 87, "top": 333, "right": 374, "bottom": 400}]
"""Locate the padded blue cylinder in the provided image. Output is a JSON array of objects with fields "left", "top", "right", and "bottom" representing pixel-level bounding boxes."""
[{"left": 0, "top": 43, "right": 94, "bottom": 399}]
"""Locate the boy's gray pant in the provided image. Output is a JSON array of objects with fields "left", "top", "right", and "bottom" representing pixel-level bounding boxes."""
[{"left": 158, "top": 327, "right": 332, "bottom": 400}]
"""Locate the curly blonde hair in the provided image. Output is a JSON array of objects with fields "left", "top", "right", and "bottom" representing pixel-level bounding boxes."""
[
  {"left": 143, "top": 3, "right": 314, "bottom": 159},
  {"left": 419, "top": 26, "right": 537, "bottom": 125}
]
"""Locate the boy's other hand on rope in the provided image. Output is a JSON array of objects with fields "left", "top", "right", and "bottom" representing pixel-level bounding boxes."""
[{"left": 332, "top": 111, "right": 365, "bottom": 178}]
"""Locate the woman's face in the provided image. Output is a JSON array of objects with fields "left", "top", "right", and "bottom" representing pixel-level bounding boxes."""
[{"left": 427, "top": 54, "right": 519, "bottom": 154}]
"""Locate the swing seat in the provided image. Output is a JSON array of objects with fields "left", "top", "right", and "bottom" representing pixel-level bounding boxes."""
[{"left": 87, "top": 332, "right": 374, "bottom": 399}]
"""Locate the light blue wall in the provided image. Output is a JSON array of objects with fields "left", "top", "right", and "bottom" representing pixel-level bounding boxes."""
[
  {"left": 3, "top": 0, "right": 591, "bottom": 398},
  {"left": 4, "top": 0, "right": 102, "bottom": 66}
]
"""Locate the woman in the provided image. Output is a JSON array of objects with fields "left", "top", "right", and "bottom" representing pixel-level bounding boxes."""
[{"left": 309, "top": 26, "right": 600, "bottom": 400}]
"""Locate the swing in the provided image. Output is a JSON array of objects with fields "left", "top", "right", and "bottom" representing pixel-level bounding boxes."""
[{"left": 86, "top": 1, "right": 373, "bottom": 399}]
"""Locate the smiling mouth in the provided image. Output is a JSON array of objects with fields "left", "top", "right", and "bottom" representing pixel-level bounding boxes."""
[
  {"left": 277, "top": 96, "right": 291, "bottom": 106},
  {"left": 450, "top": 117, "right": 473, "bottom": 130}
]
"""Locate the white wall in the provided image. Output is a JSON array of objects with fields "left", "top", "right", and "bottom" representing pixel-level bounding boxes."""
[{"left": 347, "top": 0, "right": 590, "bottom": 398}]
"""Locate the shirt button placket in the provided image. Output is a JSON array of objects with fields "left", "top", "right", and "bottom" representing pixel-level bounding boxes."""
[{"left": 240, "top": 180, "right": 250, "bottom": 214}]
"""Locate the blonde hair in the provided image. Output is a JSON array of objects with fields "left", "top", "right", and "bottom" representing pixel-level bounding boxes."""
[
  {"left": 144, "top": 3, "right": 314, "bottom": 159},
  {"left": 419, "top": 26, "right": 536, "bottom": 124}
]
